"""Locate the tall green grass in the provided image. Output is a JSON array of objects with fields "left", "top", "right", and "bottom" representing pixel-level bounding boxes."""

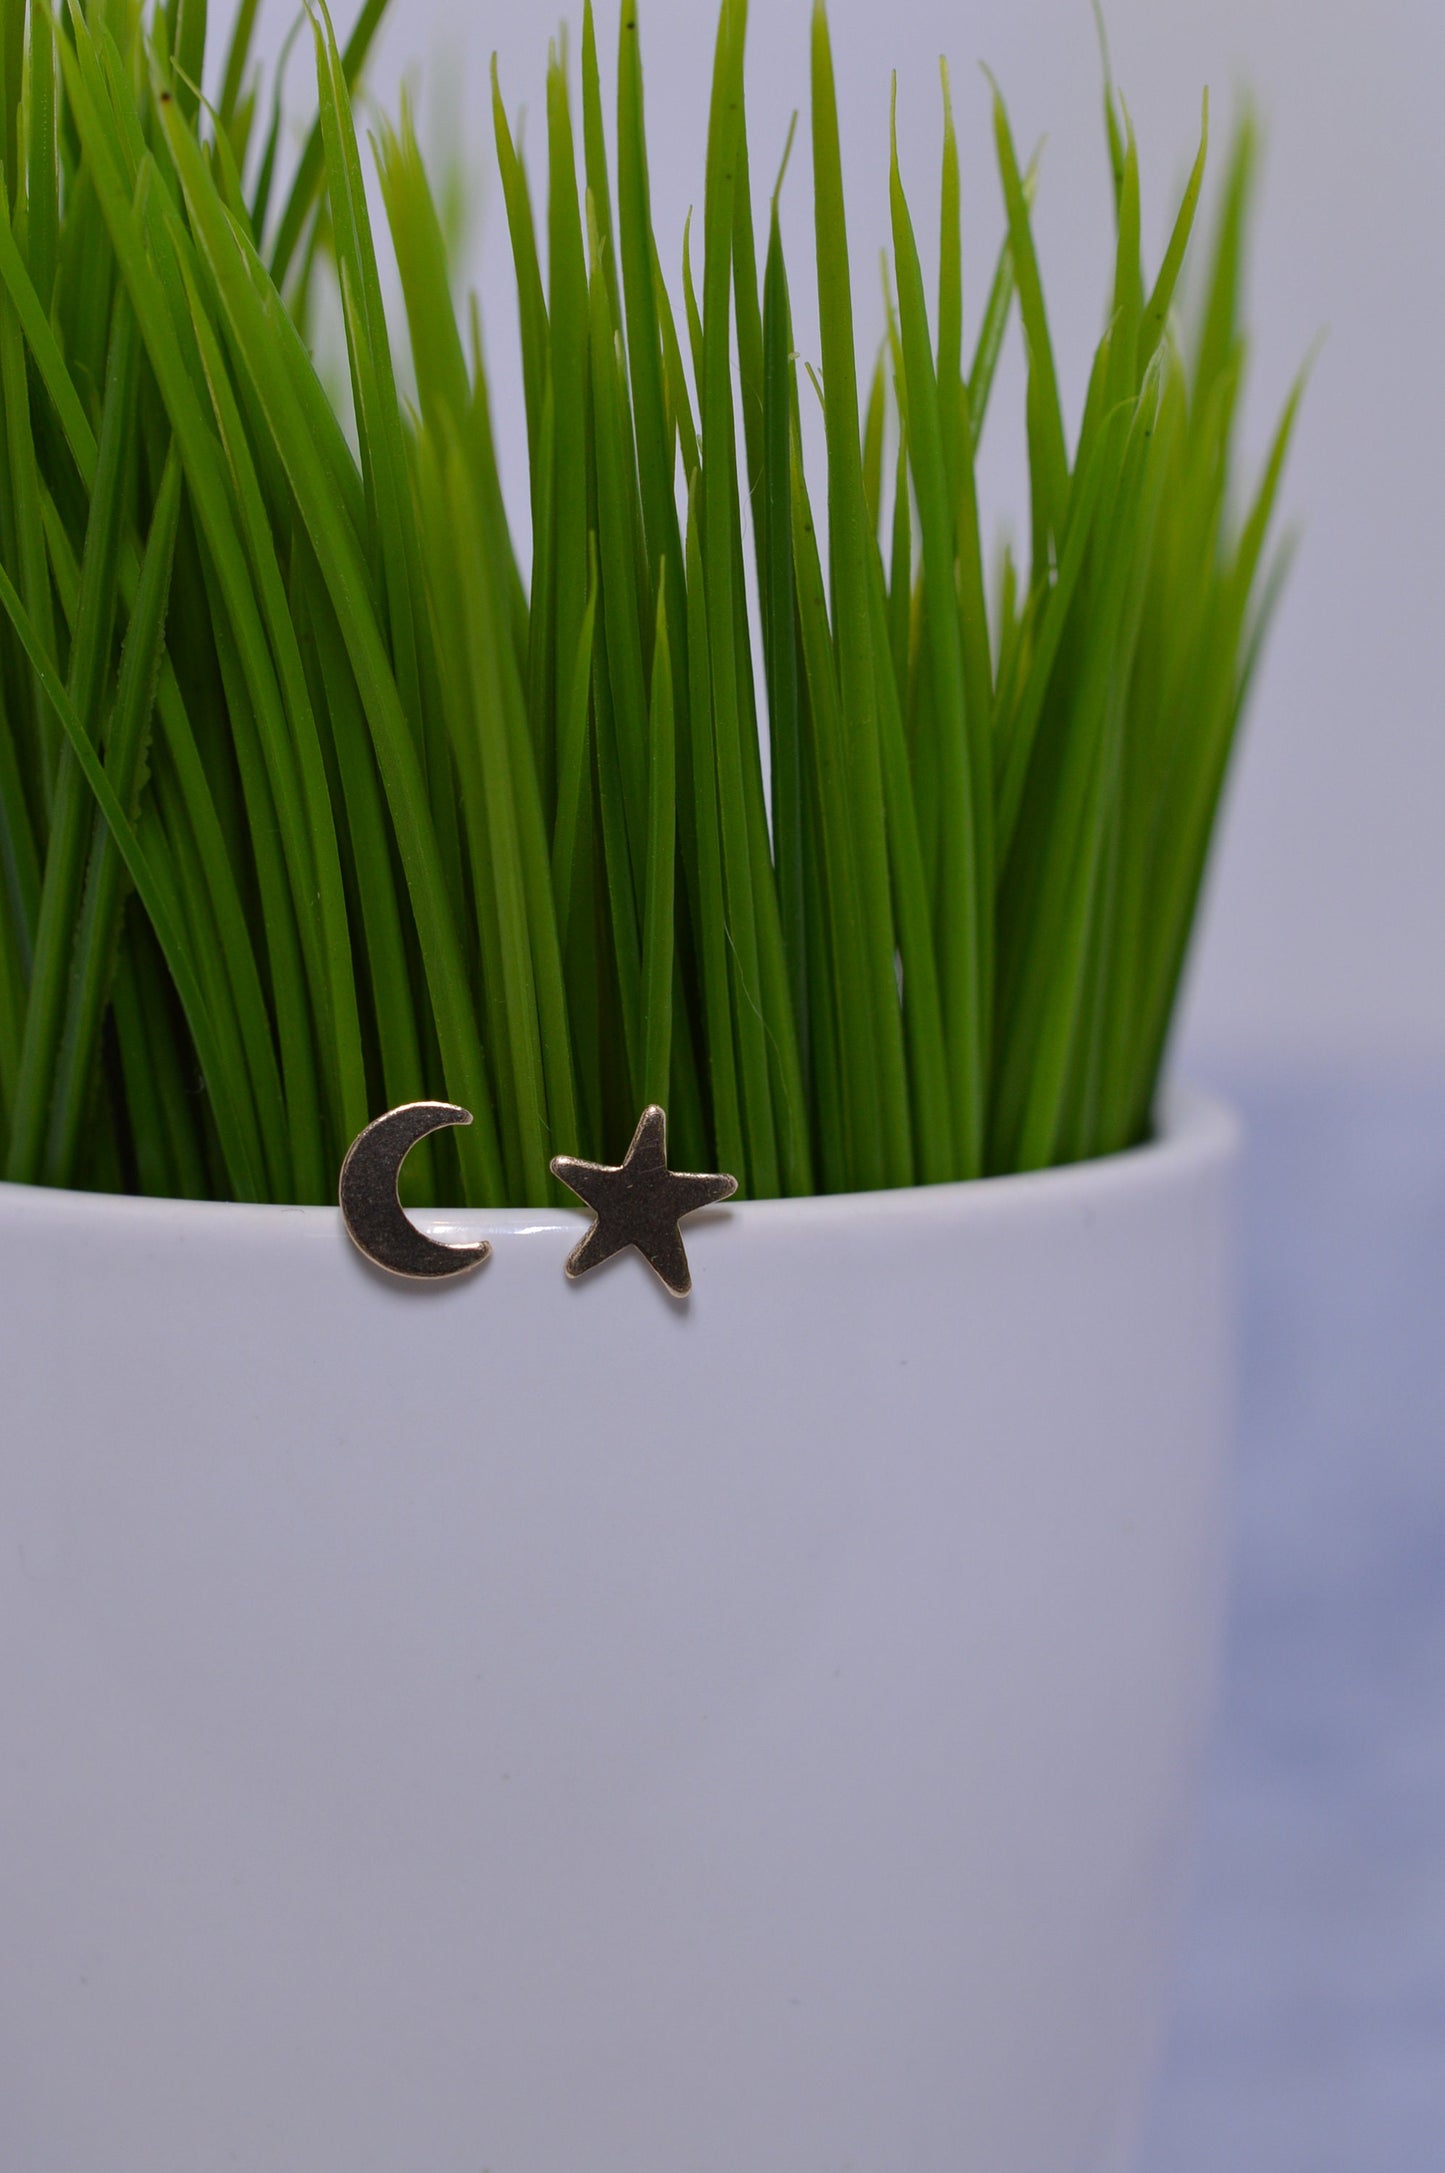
[{"left": 0, "top": 0, "right": 1298, "bottom": 1206}]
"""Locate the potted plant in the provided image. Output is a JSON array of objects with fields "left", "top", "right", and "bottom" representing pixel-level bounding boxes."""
[{"left": 0, "top": 0, "right": 1297, "bottom": 2166}]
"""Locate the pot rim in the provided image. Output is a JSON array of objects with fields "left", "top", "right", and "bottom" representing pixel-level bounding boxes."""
[{"left": 0, "top": 1083, "right": 1237, "bottom": 1242}]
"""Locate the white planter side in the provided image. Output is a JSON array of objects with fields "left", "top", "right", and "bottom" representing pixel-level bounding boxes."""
[{"left": 0, "top": 1089, "right": 1237, "bottom": 2173}]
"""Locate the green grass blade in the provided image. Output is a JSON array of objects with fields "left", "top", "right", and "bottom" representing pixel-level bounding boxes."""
[
  {"left": 1140, "top": 93, "right": 1207, "bottom": 372},
  {"left": 268, "top": 0, "right": 391, "bottom": 288},
  {"left": 889, "top": 90, "right": 983, "bottom": 1171},
  {"left": 811, "top": 1, "right": 911, "bottom": 1188},
  {"left": 46, "top": 449, "right": 181, "bottom": 1185},
  {"left": 989, "top": 81, "right": 1069, "bottom": 547},
  {"left": 640, "top": 570, "right": 674, "bottom": 1110}
]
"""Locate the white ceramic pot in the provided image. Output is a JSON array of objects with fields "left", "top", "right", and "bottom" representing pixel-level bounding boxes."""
[{"left": 0, "top": 1088, "right": 1237, "bottom": 2173}]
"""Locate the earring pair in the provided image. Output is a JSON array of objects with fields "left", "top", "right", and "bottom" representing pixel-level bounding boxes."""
[{"left": 339, "top": 1101, "right": 737, "bottom": 1299}]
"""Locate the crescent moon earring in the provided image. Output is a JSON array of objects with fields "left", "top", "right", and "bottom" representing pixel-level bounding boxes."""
[{"left": 339, "top": 1104, "right": 491, "bottom": 1280}]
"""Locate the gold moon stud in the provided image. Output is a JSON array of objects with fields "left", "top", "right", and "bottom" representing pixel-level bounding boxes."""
[{"left": 339, "top": 1103, "right": 492, "bottom": 1280}]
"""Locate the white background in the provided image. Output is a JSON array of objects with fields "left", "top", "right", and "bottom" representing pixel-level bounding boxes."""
[{"left": 234, "top": 0, "right": 1445, "bottom": 1073}]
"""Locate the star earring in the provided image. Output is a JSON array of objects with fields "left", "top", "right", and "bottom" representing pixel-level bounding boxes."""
[{"left": 550, "top": 1105, "right": 738, "bottom": 1297}]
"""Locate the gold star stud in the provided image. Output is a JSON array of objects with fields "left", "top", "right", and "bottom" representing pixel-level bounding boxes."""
[{"left": 550, "top": 1105, "right": 738, "bottom": 1297}]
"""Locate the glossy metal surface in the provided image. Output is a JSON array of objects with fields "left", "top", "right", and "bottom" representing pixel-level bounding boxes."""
[
  {"left": 338, "top": 1103, "right": 491, "bottom": 1280},
  {"left": 550, "top": 1105, "right": 738, "bottom": 1296}
]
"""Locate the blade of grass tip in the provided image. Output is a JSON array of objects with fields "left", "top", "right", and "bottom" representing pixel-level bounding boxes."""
[
  {"left": 936, "top": 58, "right": 962, "bottom": 488},
  {"left": 1139, "top": 93, "right": 1207, "bottom": 374},
  {"left": 269, "top": 0, "right": 392, "bottom": 288},
  {"left": 581, "top": 0, "right": 623, "bottom": 337},
  {"left": 203, "top": 86, "right": 259, "bottom": 233},
  {"left": 546, "top": 32, "right": 593, "bottom": 852},
  {"left": 887, "top": 412, "right": 911, "bottom": 702},
  {"left": 489, "top": 57, "right": 550, "bottom": 466},
  {"left": 731, "top": 81, "right": 766, "bottom": 569},
  {"left": 311, "top": 11, "right": 430, "bottom": 821},
  {"left": 653, "top": 230, "right": 700, "bottom": 483},
  {"left": 889, "top": 83, "right": 983, "bottom": 1174},
  {"left": 1194, "top": 111, "right": 1256, "bottom": 399},
  {"left": 683, "top": 474, "right": 745, "bottom": 1185},
  {"left": 171, "top": 0, "right": 206, "bottom": 124},
  {"left": 762, "top": 182, "right": 808, "bottom": 1078},
  {"left": 616, "top": 0, "right": 705, "bottom": 1059},
  {"left": 1090, "top": 0, "right": 1127, "bottom": 207},
  {"left": 616, "top": 0, "right": 683, "bottom": 592},
  {"left": 965, "top": 144, "right": 1037, "bottom": 446},
  {"left": 218, "top": 0, "right": 261, "bottom": 128},
  {"left": 1104, "top": 108, "right": 1142, "bottom": 408},
  {"left": 7, "top": 280, "right": 138, "bottom": 1186},
  {"left": 96, "top": 21, "right": 153, "bottom": 191},
  {"left": 0, "top": 552, "right": 267, "bottom": 1198},
  {"left": 862, "top": 344, "right": 885, "bottom": 543},
  {"left": 230, "top": 246, "right": 370, "bottom": 546},
  {"left": 225, "top": 78, "right": 258, "bottom": 179},
  {"left": 468, "top": 295, "right": 534, "bottom": 699},
  {"left": 248, "top": 14, "right": 304, "bottom": 239},
  {"left": 700, "top": 0, "right": 779, "bottom": 1200},
  {"left": 812, "top": 1, "right": 911, "bottom": 1189},
  {"left": 640, "top": 570, "right": 674, "bottom": 1111},
  {"left": 46, "top": 449, "right": 183, "bottom": 1186},
  {"left": 988, "top": 78, "right": 1069, "bottom": 545},
  {"left": 681, "top": 205, "right": 704, "bottom": 402}
]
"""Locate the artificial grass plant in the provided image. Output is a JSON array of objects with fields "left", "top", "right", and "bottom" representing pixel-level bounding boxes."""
[{"left": 0, "top": 0, "right": 1299, "bottom": 1207}]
